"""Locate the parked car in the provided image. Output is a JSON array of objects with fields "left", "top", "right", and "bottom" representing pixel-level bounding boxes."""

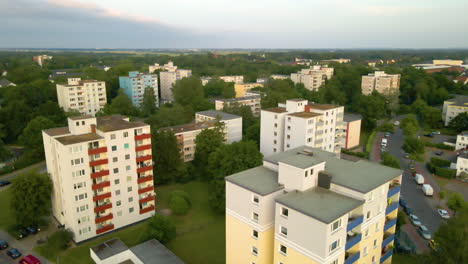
[
  {"left": 0, "top": 239, "right": 8, "bottom": 249},
  {"left": 19, "top": 255, "right": 41, "bottom": 264},
  {"left": 437, "top": 209, "right": 450, "bottom": 219},
  {"left": 381, "top": 138, "right": 388, "bottom": 146},
  {"left": 18, "top": 228, "right": 29, "bottom": 239},
  {"left": 434, "top": 150, "right": 443, "bottom": 156},
  {"left": 395, "top": 239, "right": 414, "bottom": 254},
  {"left": 404, "top": 205, "right": 413, "bottom": 215},
  {"left": 432, "top": 131, "right": 441, "bottom": 135},
  {"left": 409, "top": 214, "right": 422, "bottom": 226},
  {"left": 26, "top": 226, "right": 40, "bottom": 235},
  {"left": 422, "top": 184, "right": 434, "bottom": 196},
  {"left": 424, "top": 133, "right": 434, "bottom": 138},
  {"left": 0, "top": 180, "right": 11, "bottom": 187},
  {"left": 408, "top": 163, "right": 415, "bottom": 170},
  {"left": 417, "top": 225, "right": 432, "bottom": 240},
  {"left": 385, "top": 132, "right": 391, "bottom": 137},
  {"left": 7, "top": 248, "right": 22, "bottom": 259},
  {"left": 399, "top": 198, "right": 407, "bottom": 207},
  {"left": 404, "top": 153, "right": 410, "bottom": 159},
  {"left": 414, "top": 174, "right": 424, "bottom": 185},
  {"left": 394, "top": 121, "right": 400, "bottom": 126}
]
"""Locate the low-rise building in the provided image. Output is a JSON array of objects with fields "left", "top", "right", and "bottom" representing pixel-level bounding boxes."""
[
  {"left": 195, "top": 110, "right": 243, "bottom": 143},
  {"left": 455, "top": 76, "right": 468, "bottom": 85},
  {"left": 159, "top": 69, "right": 192, "bottom": 102},
  {"left": 234, "top": 83, "right": 264, "bottom": 97},
  {"left": 270, "top": 74, "right": 289, "bottom": 80},
  {"left": 33, "top": 54, "right": 53, "bottom": 67},
  {"left": 456, "top": 153, "right": 468, "bottom": 178},
  {"left": 455, "top": 131, "right": 468, "bottom": 150},
  {"left": 220, "top": 75, "right": 244, "bottom": 84},
  {"left": 0, "top": 79, "right": 16, "bottom": 87},
  {"left": 343, "top": 114, "right": 362, "bottom": 149},
  {"left": 291, "top": 65, "right": 334, "bottom": 91},
  {"left": 361, "top": 71, "right": 400, "bottom": 96},
  {"left": 201, "top": 76, "right": 212, "bottom": 86},
  {"left": 442, "top": 95, "right": 468, "bottom": 126},
  {"left": 42, "top": 115, "right": 155, "bottom": 242},
  {"left": 433, "top": 59, "right": 463, "bottom": 66},
  {"left": 260, "top": 99, "right": 345, "bottom": 157},
  {"left": 294, "top": 58, "right": 313, "bottom": 66},
  {"left": 148, "top": 61, "right": 177, "bottom": 73},
  {"left": 321, "top": 59, "right": 351, "bottom": 64},
  {"left": 226, "top": 146, "right": 402, "bottom": 264},
  {"left": 56, "top": 78, "right": 107, "bottom": 116},
  {"left": 367, "top": 60, "right": 384, "bottom": 67},
  {"left": 119, "top": 71, "right": 158, "bottom": 108},
  {"left": 215, "top": 94, "right": 261, "bottom": 116}
]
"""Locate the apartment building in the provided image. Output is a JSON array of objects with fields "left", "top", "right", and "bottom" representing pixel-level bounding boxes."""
[
  {"left": 56, "top": 78, "right": 107, "bottom": 116},
  {"left": 201, "top": 77, "right": 212, "bottom": 86},
  {"left": 343, "top": 114, "right": 362, "bottom": 149},
  {"left": 260, "top": 99, "right": 345, "bottom": 157},
  {"left": 226, "top": 146, "right": 402, "bottom": 264},
  {"left": 42, "top": 115, "right": 155, "bottom": 242},
  {"left": 456, "top": 153, "right": 468, "bottom": 178},
  {"left": 215, "top": 94, "right": 262, "bottom": 116},
  {"left": 220, "top": 75, "right": 244, "bottom": 84},
  {"left": 195, "top": 110, "right": 243, "bottom": 143},
  {"left": 235, "top": 83, "right": 264, "bottom": 97},
  {"left": 148, "top": 61, "right": 177, "bottom": 73},
  {"left": 361, "top": 71, "right": 400, "bottom": 96},
  {"left": 33, "top": 54, "right": 53, "bottom": 67},
  {"left": 291, "top": 65, "right": 334, "bottom": 91},
  {"left": 159, "top": 69, "right": 192, "bottom": 102},
  {"left": 456, "top": 131, "right": 468, "bottom": 150},
  {"left": 119, "top": 71, "right": 158, "bottom": 107},
  {"left": 294, "top": 58, "right": 313, "bottom": 66},
  {"left": 442, "top": 95, "right": 468, "bottom": 126}
]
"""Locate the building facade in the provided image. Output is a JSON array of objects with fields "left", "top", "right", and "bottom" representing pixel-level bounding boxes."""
[
  {"left": 433, "top": 59, "right": 463, "bottom": 66},
  {"left": 56, "top": 78, "right": 107, "bottom": 116},
  {"left": 42, "top": 115, "right": 155, "bottom": 242},
  {"left": 226, "top": 146, "right": 402, "bottom": 264},
  {"left": 119, "top": 72, "right": 158, "bottom": 107},
  {"left": 260, "top": 99, "right": 345, "bottom": 157},
  {"left": 361, "top": 72, "right": 400, "bottom": 96},
  {"left": 235, "top": 83, "right": 264, "bottom": 97},
  {"left": 456, "top": 153, "right": 468, "bottom": 178},
  {"left": 215, "top": 94, "right": 262, "bottom": 116},
  {"left": 455, "top": 131, "right": 468, "bottom": 150},
  {"left": 148, "top": 61, "right": 178, "bottom": 73},
  {"left": 159, "top": 69, "right": 192, "bottom": 102},
  {"left": 291, "top": 65, "right": 334, "bottom": 91},
  {"left": 443, "top": 95, "right": 468, "bottom": 126},
  {"left": 195, "top": 110, "right": 243, "bottom": 143},
  {"left": 220, "top": 75, "right": 244, "bottom": 84},
  {"left": 343, "top": 114, "right": 362, "bottom": 149}
]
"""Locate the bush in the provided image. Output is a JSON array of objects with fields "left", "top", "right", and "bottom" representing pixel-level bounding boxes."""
[
  {"left": 430, "top": 157, "right": 451, "bottom": 167},
  {"left": 365, "top": 131, "right": 377, "bottom": 153},
  {"left": 341, "top": 149, "right": 369, "bottom": 159},
  {"left": 379, "top": 122, "right": 394, "bottom": 133},
  {"left": 145, "top": 215, "right": 176, "bottom": 244},
  {"left": 434, "top": 167, "right": 456, "bottom": 179},
  {"left": 423, "top": 141, "right": 455, "bottom": 151},
  {"left": 36, "top": 229, "right": 74, "bottom": 259},
  {"left": 169, "top": 190, "right": 191, "bottom": 215},
  {"left": 427, "top": 160, "right": 456, "bottom": 179},
  {"left": 382, "top": 152, "right": 401, "bottom": 169}
]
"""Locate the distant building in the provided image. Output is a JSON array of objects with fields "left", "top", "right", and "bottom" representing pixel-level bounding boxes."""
[
  {"left": 443, "top": 95, "right": 468, "bottom": 126},
  {"left": 56, "top": 78, "right": 107, "bottom": 116},
  {"left": 367, "top": 60, "right": 384, "bottom": 67},
  {"left": 1, "top": 70, "right": 7, "bottom": 76},
  {"left": 215, "top": 94, "right": 262, "bottom": 116},
  {"left": 321, "top": 58, "right": 351, "bottom": 64},
  {"left": 91, "top": 65, "right": 112, "bottom": 72},
  {"left": 200, "top": 76, "right": 212, "bottom": 86},
  {"left": 234, "top": 83, "right": 264, "bottom": 97},
  {"left": 361, "top": 71, "right": 400, "bottom": 96},
  {"left": 291, "top": 65, "right": 334, "bottom": 91},
  {"left": 412, "top": 64, "right": 466, "bottom": 73},
  {"left": 433, "top": 59, "right": 463, "bottom": 66},
  {"left": 0, "top": 79, "right": 16, "bottom": 87},
  {"left": 48, "top": 69, "right": 84, "bottom": 83},
  {"left": 119, "top": 71, "right": 158, "bottom": 107},
  {"left": 343, "top": 114, "right": 362, "bottom": 149},
  {"left": 90, "top": 238, "right": 184, "bottom": 264},
  {"left": 148, "top": 61, "right": 177, "bottom": 73},
  {"left": 455, "top": 76, "right": 468, "bottom": 85},
  {"left": 256, "top": 78, "right": 268, "bottom": 84},
  {"left": 220, "top": 75, "right": 244, "bottom": 84},
  {"left": 33, "top": 55, "right": 53, "bottom": 67},
  {"left": 455, "top": 131, "right": 468, "bottom": 150},
  {"left": 270, "top": 74, "right": 289, "bottom": 80},
  {"left": 294, "top": 58, "right": 313, "bottom": 66},
  {"left": 159, "top": 69, "right": 192, "bottom": 102}
]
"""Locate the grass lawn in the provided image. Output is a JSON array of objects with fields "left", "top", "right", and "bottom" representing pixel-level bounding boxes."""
[
  {"left": 54, "top": 181, "right": 225, "bottom": 264},
  {"left": 0, "top": 188, "right": 15, "bottom": 231},
  {"left": 393, "top": 253, "right": 421, "bottom": 264}
]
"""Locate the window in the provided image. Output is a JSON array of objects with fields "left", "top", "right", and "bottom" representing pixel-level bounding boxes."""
[
  {"left": 274, "top": 123, "right": 278, "bottom": 128},
  {"left": 252, "top": 212, "right": 259, "bottom": 222},
  {"left": 128, "top": 187, "right": 132, "bottom": 192},
  {"left": 116, "top": 200, "right": 122, "bottom": 206},
  {"left": 127, "top": 176, "right": 132, "bottom": 182},
  {"left": 123, "top": 132, "right": 128, "bottom": 137},
  {"left": 366, "top": 211, "right": 371, "bottom": 220},
  {"left": 331, "top": 219, "right": 341, "bottom": 232},
  {"left": 124, "top": 143, "right": 129, "bottom": 149},
  {"left": 273, "top": 148, "right": 277, "bottom": 153},
  {"left": 111, "top": 146, "right": 117, "bottom": 151},
  {"left": 365, "top": 229, "right": 369, "bottom": 238},
  {"left": 125, "top": 154, "right": 130, "bottom": 160},
  {"left": 116, "top": 190, "right": 121, "bottom": 196},
  {"left": 129, "top": 207, "right": 134, "bottom": 213},
  {"left": 111, "top": 134, "right": 116, "bottom": 140},
  {"left": 71, "top": 158, "right": 84, "bottom": 166},
  {"left": 252, "top": 195, "right": 259, "bottom": 204},
  {"left": 252, "top": 246, "right": 258, "bottom": 256},
  {"left": 74, "top": 182, "right": 86, "bottom": 190},
  {"left": 367, "top": 191, "right": 374, "bottom": 201},
  {"left": 113, "top": 168, "right": 119, "bottom": 174},
  {"left": 305, "top": 170, "right": 308, "bottom": 177},
  {"left": 113, "top": 157, "right": 118, "bottom": 163},
  {"left": 273, "top": 140, "right": 277, "bottom": 144},
  {"left": 76, "top": 205, "right": 89, "bottom": 212},
  {"left": 280, "top": 226, "right": 288, "bottom": 236},
  {"left": 281, "top": 207, "right": 288, "bottom": 217},
  {"left": 330, "top": 260, "right": 338, "bottom": 264},
  {"left": 128, "top": 197, "right": 133, "bottom": 202},
  {"left": 375, "top": 223, "right": 380, "bottom": 232},
  {"left": 126, "top": 165, "right": 131, "bottom": 171},
  {"left": 279, "top": 245, "right": 287, "bottom": 255},
  {"left": 114, "top": 179, "right": 120, "bottom": 185},
  {"left": 72, "top": 169, "right": 86, "bottom": 178},
  {"left": 373, "top": 239, "right": 377, "bottom": 248},
  {"left": 70, "top": 146, "right": 83, "bottom": 153},
  {"left": 117, "top": 210, "right": 122, "bottom": 217},
  {"left": 329, "top": 239, "right": 340, "bottom": 252},
  {"left": 75, "top": 193, "right": 87, "bottom": 201},
  {"left": 363, "top": 246, "right": 368, "bottom": 256},
  {"left": 252, "top": 230, "right": 258, "bottom": 239}
]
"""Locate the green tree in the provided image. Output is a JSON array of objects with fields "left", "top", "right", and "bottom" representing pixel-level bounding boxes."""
[
  {"left": 152, "top": 130, "right": 187, "bottom": 184},
  {"left": 401, "top": 114, "right": 420, "bottom": 136},
  {"left": 449, "top": 112, "right": 468, "bottom": 133},
  {"left": 141, "top": 86, "right": 157, "bottom": 116},
  {"left": 193, "top": 126, "right": 225, "bottom": 180},
  {"left": 98, "top": 89, "right": 139, "bottom": 117},
  {"left": 145, "top": 104, "right": 192, "bottom": 130},
  {"left": 396, "top": 211, "right": 406, "bottom": 232},
  {"left": 145, "top": 215, "right": 176, "bottom": 244},
  {"left": 169, "top": 191, "right": 191, "bottom": 215},
  {"left": 261, "top": 79, "right": 300, "bottom": 109},
  {"left": 222, "top": 83, "right": 236, "bottom": 98},
  {"left": 402, "top": 137, "right": 425, "bottom": 155},
  {"left": 10, "top": 170, "right": 53, "bottom": 227},
  {"left": 381, "top": 152, "right": 401, "bottom": 169},
  {"left": 422, "top": 107, "right": 443, "bottom": 128},
  {"left": 447, "top": 193, "right": 466, "bottom": 215},
  {"left": 173, "top": 76, "right": 211, "bottom": 112},
  {"left": 223, "top": 104, "right": 257, "bottom": 135},
  {"left": 245, "top": 120, "right": 261, "bottom": 146},
  {"left": 19, "top": 116, "right": 56, "bottom": 156}
]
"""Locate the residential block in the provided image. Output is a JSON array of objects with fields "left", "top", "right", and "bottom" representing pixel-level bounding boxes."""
[
  {"left": 234, "top": 83, "right": 264, "bottom": 97},
  {"left": 442, "top": 95, "right": 468, "bottom": 126},
  {"left": 56, "top": 78, "right": 107, "bottom": 116},
  {"left": 159, "top": 69, "right": 192, "bottom": 102},
  {"left": 148, "top": 61, "right": 178, "bottom": 73},
  {"left": 291, "top": 65, "right": 334, "bottom": 91},
  {"left": 456, "top": 131, "right": 468, "bottom": 150},
  {"left": 215, "top": 94, "right": 261, "bottom": 116},
  {"left": 361, "top": 71, "right": 400, "bottom": 96},
  {"left": 119, "top": 71, "right": 158, "bottom": 107}
]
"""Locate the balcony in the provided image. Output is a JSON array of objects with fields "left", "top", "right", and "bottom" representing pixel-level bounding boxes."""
[
  {"left": 137, "top": 165, "right": 153, "bottom": 173},
  {"left": 345, "top": 233, "right": 362, "bottom": 251},
  {"left": 136, "top": 144, "right": 151, "bottom": 152},
  {"left": 136, "top": 155, "right": 152, "bottom": 163},
  {"left": 138, "top": 185, "right": 154, "bottom": 194},
  {"left": 96, "top": 224, "right": 114, "bottom": 235},
  {"left": 93, "top": 192, "right": 111, "bottom": 202},
  {"left": 387, "top": 184, "right": 401, "bottom": 198},
  {"left": 94, "top": 202, "right": 112, "bottom": 213},
  {"left": 384, "top": 218, "right": 397, "bottom": 232},
  {"left": 92, "top": 181, "right": 110, "bottom": 190},
  {"left": 95, "top": 213, "right": 113, "bottom": 224},
  {"left": 90, "top": 170, "right": 110, "bottom": 179},
  {"left": 134, "top": 133, "right": 151, "bottom": 141},
  {"left": 385, "top": 202, "right": 398, "bottom": 215},
  {"left": 380, "top": 249, "right": 393, "bottom": 264},
  {"left": 137, "top": 175, "right": 153, "bottom": 184},
  {"left": 347, "top": 215, "right": 364, "bottom": 232},
  {"left": 382, "top": 234, "right": 395, "bottom": 249},
  {"left": 88, "top": 147, "right": 107, "bottom": 155},
  {"left": 139, "top": 195, "right": 155, "bottom": 204},
  {"left": 140, "top": 205, "right": 155, "bottom": 214},
  {"left": 344, "top": 251, "right": 360, "bottom": 264},
  {"left": 89, "top": 158, "right": 108, "bottom": 167}
]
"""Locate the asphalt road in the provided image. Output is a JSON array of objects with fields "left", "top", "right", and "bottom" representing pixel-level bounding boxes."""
[{"left": 0, "top": 229, "right": 49, "bottom": 264}]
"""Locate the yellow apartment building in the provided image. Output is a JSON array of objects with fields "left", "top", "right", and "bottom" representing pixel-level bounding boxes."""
[{"left": 235, "top": 83, "right": 264, "bottom": 97}]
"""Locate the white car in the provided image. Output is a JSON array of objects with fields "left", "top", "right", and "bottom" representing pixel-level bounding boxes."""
[
  {"left": 418, "top": 225, "right": 432, "bottom": 240},
  {"left": 394, "top": 121, "right": 400, "bottom": 126},
  {"left": 409, "top": 214, "right": 422, "bottom": 226},
  {"left": 437, "top": 209, "right": 450, "bottom": 219}
]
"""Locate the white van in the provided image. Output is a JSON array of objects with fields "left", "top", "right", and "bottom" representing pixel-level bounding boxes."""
[
  {"left": 414, "top": 174, "right": 424, "bottom": 185},
  {"left": 422, "top": 184, "right": 433, "bottom": 196},
  {"left": 381, "top": 138, "right": 388, "bottom": 146}
]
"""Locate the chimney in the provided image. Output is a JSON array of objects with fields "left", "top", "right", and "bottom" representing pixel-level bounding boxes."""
[{"left": 318, "top": 171, "right": 332, "bottom": 189}]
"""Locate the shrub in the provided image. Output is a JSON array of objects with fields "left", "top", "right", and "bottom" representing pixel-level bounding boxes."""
[
  {"left": 365, "top": 131, "right": 377, "bottom": 153},
  {"left": 382, "top": 152, "right": 401, "bottom": 169},
  {"left": 430, "top": 157, "right": 451, "bottom": 167},
  {"left": 423, "top": 141, "right": 455, "bottom": 151},
  {"left": 36, "top": 229, "right": 74, "bottom": 259},
  {"left": 145, "top": 215, "right": 176, "bottom": 244},
  {"left": 341, "top": 149, "right": 369, "bottom": 159},
  {"left": 434, "top": 167, "right": 456, "bottom": 179},
  {"left": 169, "top": 190, "right": 191, "bottom": 215}
]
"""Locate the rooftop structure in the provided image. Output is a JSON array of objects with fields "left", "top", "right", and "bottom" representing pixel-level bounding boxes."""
[{"left": 0, "top": 79, "right": 16, "bottom": 87}]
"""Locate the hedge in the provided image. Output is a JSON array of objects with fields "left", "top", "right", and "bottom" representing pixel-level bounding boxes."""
[
  {"left": 365, "top": 131, "right": 377, "bottom": 153},
  {"left": 427, "top": 161, "right": 456, "bottom": 179},
  {"left": 430, "top": 157, "right": 451, "bottom": 167},
  {"left": 423, "top": 141, "right": 455, "bottom": 151},
  {"left": 341, "top": 149, "right": 369, "bottom": 159}
]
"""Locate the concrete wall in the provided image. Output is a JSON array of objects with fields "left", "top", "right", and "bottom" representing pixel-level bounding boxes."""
[{"left": 345, "top": 119, "right": 361, "bottom": 149}]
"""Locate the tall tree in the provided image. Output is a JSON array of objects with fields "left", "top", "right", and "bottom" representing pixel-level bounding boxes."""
[
  {"left": 145, "top": 104, "right": 192, "bottom": 130},
  {"left": 19, "top": 116, "right": 56, "bottom": 156},
  {"left": 449, "top": 112, "right": 468, "bottom": 133},
  {"left": 172, "top": 76, "right": 211, "bottom": 112},
  {"left": 98, "top": 89, "right": 139, "bottom": 117},
  {"left": 152, "top": 130, "right": 187, "bottom": 184},
  {"left": 193, "top": 126, "right": 225, "bottom": 179},
  {"left": 145, "top": 215, "right": 176, "bottom": 244},
  {"left": 141, "top": 86, "right": 157, "bottom": 116},
  {"left": 446, "top": 193, "right": 466, "bottom": 215},
  {"left": 10, "top": 170, "right": 53, "bottom": 227}
]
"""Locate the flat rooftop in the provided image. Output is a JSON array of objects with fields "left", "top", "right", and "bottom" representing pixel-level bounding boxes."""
[
  {"left": 276, "top": 187, "right": 363, "bottom": 224},
  {"left": 308, "top": 103, "right": 340, "bottom": 111},
  {"left": 97, "top": 115, "right": 147, "bottom": 132},
  {"left": 159, "top": 121, "right": 215, "bottom": 134},
  {"left": 263, "top": 107, "right": 287, "bottom": 113},
  {"left": 195, "top": 110, "right": 241, "bottom": 120},
  {"left": 130, "top": 239, "right": 184, "bottom": 264},
  {"left": 55, "top": 133, "right": 103, "bottom": 145},
  {"left": 288, "top": 112, "right": 322, "bottom": 119},
  {"left": 226, "top": 166, "right": 284, "bottom": 195},
  {"left": 91, "top": 238, "right": 129, "bottom": 261},
  {"left": 43, "top": 127, "right": 70, "bottom": 137},
  {"left": 445, "top": 95, "right": 468, "bottom": 107},
  {"left": 343, "top": 113, "right": 362, "bottom": 122}
]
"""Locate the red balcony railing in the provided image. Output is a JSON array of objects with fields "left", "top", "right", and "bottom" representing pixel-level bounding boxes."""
[
  {"left": 93, "top": 192, "right": 111, "bottom": 202},
  {"left": 89, "top": 158, "right": 108, "bottom": 167},
  {"left": 90, "top": 170, "right": 110, "bottom": 179},
  {"left": 95, "top": 213, "right": 113, "bottom": 224},
  {"left": 134, "top": 133, "right": 151, "bottom": 141},
  {"left": 88, "top": 147, "right": 107, "bottom": 155},
  {"left": 136, "top": 155, "right": 152, "bottom": 163},
  {"left": 138, "top": 185, "right": 154, "bottom": 194},
  {"left": 96, "top": 224, "right": 114, "bottom": 235},
  {"left": 135, "top": 144, "right": 151, "bottom": 152},
  {"left": 139, "top": 195, "right": 155, "bottom": 204},
  {"left": 92, "top": 181, "right": 110, "bottom": 190},
  {"left": 94, "top": 203, "right": 112, "bottom": 213},
  {"left": 137, "top": 165, "right": 153, "bottom": 173},
  {"left": 140, "top": 205, "right": 155, "bottom": 214},
  {"left": 137, "top": 175, "right": 153, "bottom": 184}
]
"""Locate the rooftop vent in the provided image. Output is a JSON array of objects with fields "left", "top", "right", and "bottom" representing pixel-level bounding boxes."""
[{"left": 318, "top": 171, "right": 332, "bottom": 189}]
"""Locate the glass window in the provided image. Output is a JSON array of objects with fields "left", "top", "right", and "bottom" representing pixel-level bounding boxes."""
[
  {"left": 113, "top": 168, "right": 119, "bottom": 174},
  {"left": 128, "top": 187, "right": 132, "bottom": 192},
  {"left": 125, "top": 154, "right": 130, "bottom": 160},
  {"left": 280, "top": 245, "right": 287, "bottom": 255},
  {"left": 329, "top": 239, "right": 340, "bottom": 252},
  {"left": 252, "top": 212, "right": 259, "bottom": 222},
  {"left": 111, "top": 146, "right": 117, "bottom": 151},
  {"left": 129, "top": 207, "right": 134, "bottom": 213},
  {"left": 128, "top": 197, "right": 133, "bottom": 202},
  {"left": 281, "top": 207, "right": 288, "bottom": 217},
  {"left": 252, "top": 230, "right": 258, "bottom": 239},
  {"left": 113, "top": 157, "right": 118, "bottom": 163},
  {"left": 124, "top": 143, "right": 129, "bottom": 149},
  {"left": 123, "top": 132, "right": 128, "bottom": 137},
  {"left": 116, "top": 200, "right": 122, "bottom": 206},
  {"left": 252, "top": 195, "right": 259, "bottom": 204},
  {"left": 280, "top": 226, "right": 287, "bottom": 236},
  {"left": 111, "top": 134, "right": 116, "bottom": 140},
  {"left": 252, "top": 246, "right": 258, "bottom": 256},
  {"left": 331, "top": 219, "right": 341, "bottom": 232}
]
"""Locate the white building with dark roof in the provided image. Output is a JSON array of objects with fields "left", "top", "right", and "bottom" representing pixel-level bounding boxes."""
[{"left": 443, "top": 95, "right": 468, "bottom": 126}]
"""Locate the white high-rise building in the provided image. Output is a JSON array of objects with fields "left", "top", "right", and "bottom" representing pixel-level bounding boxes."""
[
  {"left": 291, "top": 65, "right": 334, "bottom": 91},
  {"left": 260, "top": 99, "right": 344, "bottom": 157},
  {"left": 159, "top": 69, "right": 192, "bottom": 102},
  {"left": 56, "top": 78, "right": 107, "bottom": 116},
  {"left": 42, "top": 115, "right": 155, "bottom": 242}
]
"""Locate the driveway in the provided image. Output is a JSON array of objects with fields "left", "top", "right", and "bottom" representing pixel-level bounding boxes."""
[{"left": 0, "top": 228, "right": 51, "bottom": 264}]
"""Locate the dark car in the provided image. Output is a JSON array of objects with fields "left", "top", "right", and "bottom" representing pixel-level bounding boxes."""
[
  {"left": 424, "top": 133, "right": 434, "bottom": 138},
  {"left": 26, "top": 226, "right": 40, "bottom": 235},
  {"left": 404, "top": 205, "right": 413, "bottom": 215},
  {"left": 395, "top": 239, "right": 414, "bottom": 254},
  {"left": 0, "top": 239, "right": 8, "bottom": 249},
  {"left": 435, "top": 150, "right": 443, "bottom": 156},
  {"left": 7, "top": 248, "right": 22, "bottom": 259},
  {"left": 399, "top": 198, "right": 407, "bottom": 208},
  {"left": 18, "top": 228, "right": 29, "bottom": 239},
  {"left": 0, "top": 180, "right": 11, "bottom": 187}
]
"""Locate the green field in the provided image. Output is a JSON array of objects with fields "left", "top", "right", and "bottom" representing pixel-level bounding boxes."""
[
  {"left": 0, "top": 188, "right": 15, "bottom": 230},
  {"left": 393, "top": 254, "right": 421, "bottom": 264}
]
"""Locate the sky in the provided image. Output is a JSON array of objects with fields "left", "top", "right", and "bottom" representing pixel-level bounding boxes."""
[{"left": 0, "top": 0, "right": 467, "bottom": 49}]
